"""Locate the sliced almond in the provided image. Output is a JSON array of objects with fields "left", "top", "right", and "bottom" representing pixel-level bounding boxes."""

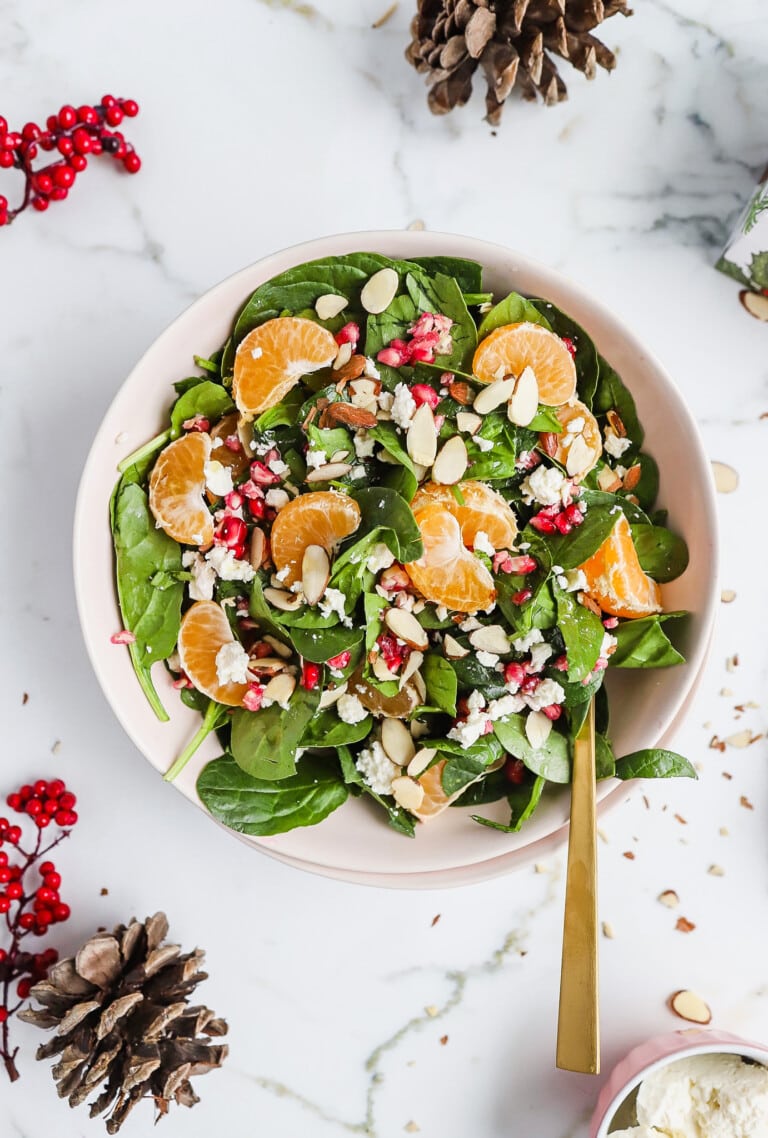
[
  {"left": 329, "top": 449, "right": 350, "bottom": 464},
  {"left": 456, "top": 411, "right": 482, "bottom": 435},
  {"left": 333, "top": 342, "right": 353, "bottom": 371},
  {"left": 407, "top": 749, "right": 436, "bottom": 779},
  {"left": 372, "top": 654, "right": 395, "bottom": 682},
  {"left": 740, "top": 289, "right": 768, "bottom": 322},
  {"left": 315, "top": 293, "right": 348, "bottom": 321},
  {"left": 412, "top": 461, "right": 430, "bottom": 481},
  {"left": 319, "top": 681, "right": 348, "bottom": 709},
  {"left": 248, "top": 657, "right": 288, "bottom": 676},
  {"left": 606, "top": 409, "right": 627, "bottom": 437},
  {"left": 384, "top": 608, "right": 429, "bottom": 650},
  {"left": 411, "top": 668, "right": 427, "bottom": 704},
  {"left": 668, "top": 990, "right": 711, "bottom": 1025},
  {"left": 262, "top": 672, "right": 296, "bottom": 707},
  {"left": 432, "top": 435, "right": 468, "bottom": 485},
  {"left": 473, "top": 375, "right": 515, "bottom": 415},
  {"left": 399, "top": 649, "right": 424, "bottom": 690},
  {"left": 565, "top": 433, "right": 595, "bottom": 478},
  {"left": 301, "top": 544, "right": 330, "bottom": 606},
  {"left": 525, "top": 710, "right": 552, "bottom": 749},
  {"left": 382, "top": 719, "right": 417, "bottom": 766},
  {"left": 711, "top": 461, "right": 738, "bottom": 494},
  {"left": 468, "top": 625, "right": 511, "bottom": 655},
  {"left": 406, "top": 404, "right": 438, "bottom": 466},
  {"left": 724, "top": 729, "right": 754, "bottom": 749},
  {"left": 448, "top": 381, "right": 473, "bottom": 405},
  {"left": 391, "top": 775, "right": 425, "bottom": 812},
  {"left": 539, "top": 431, "right": 558, "bottom": 458},
  {"left": 507, "top": 366, "right": 539, "bottom": 427},
  {"left": 349, "top": 378, "right": 379, "bottom": 399},
  {"left": 262, "top": 635, "right": 293, "bottom": 659},
  {"left": 249, "top": 527, "right": 266, "bottom": 570},
  {"left": 720, "top": 588, "right": 736, "bottom": 603},
  {"left": 658, "top": 890, "right": 679, "bottom": 909},
  {"left": 305, "top": 462, "right": 354, "bottom": 483},
  {"left": 622, "top": 463, "right": 642, "bottom": 491},
  {"left": 360, "top": 267, "right": 399, "bottom": 315},
  {"left": 263, "top": 587, "right": 302, "bottom": 612},
  {"left": 444, "top": 633, "right": 469, "bottom": 659},
  {"left": 597, "top": 466, "right": 622, "bottom": 492}
]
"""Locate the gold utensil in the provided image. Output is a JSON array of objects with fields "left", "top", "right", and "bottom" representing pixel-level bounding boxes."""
[{"left": 556, "top": 697, "right": 600, "bottom": 1074}]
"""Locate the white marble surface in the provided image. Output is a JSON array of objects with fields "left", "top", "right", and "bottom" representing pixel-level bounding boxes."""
[{"left": 1, "top": 1, "right": 768, "bottom": 1134}]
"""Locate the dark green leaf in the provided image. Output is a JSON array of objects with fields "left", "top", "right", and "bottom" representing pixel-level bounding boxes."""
[
  {"left": 301, "top": 708, "right": 372, "bottom": 747},
  {"left": 493, "top": 714, "right": 571, "bottom": 783},
  {"left": 230, "top": 687, "right": 320, "bottom": 780},
  {"left": 351, "top": 487, "right": 423, "bottom": 563},
  {"left": 530, "top": 299, "right": 600, "bottom": 408},
  {"left": 478, "top": 291, "right": 550, "bottom": 338},
  {"left": 472, "top": 776, "right": 546, "bottom": 833},
  {"left": 611, "top": 613, "right": 685, "bottom": 668},
  {"left": 197, "top": 753, "right": 348, "bottom": 836},
  {"left": 615, "top": 749, "right": 697, "bottom": 780},
  {"left": 593, "top": 355, "right": 644, "bottom": 448},
  {"left": 447, "top": 655, "right": 508, "bottom": 699},
  {"left": 631, "top": 524, "right": 689, "bottom": 583},
  {"left": 255, "top": 388, "right": 305, "bottom": 432},
  {"left": 421, "top": 654, "right": 457, "bottom": 716},
  {"left": 289, "top": 624, "right": 363, "bottom": 664},
  {"left": 409, "top": 256, "right": 483, "bottom": 294},
  {"left": 553, "top": 580, "right": 604, "bottom": 682},
  {"left": 337, "top": 745, "right": 416, "bottom": 837},
  {"left": 170, "top": 381, "right": 234, "bottom": 439},
  {"left": 595, "top": 732, "right": 616, "bottom": 780}
]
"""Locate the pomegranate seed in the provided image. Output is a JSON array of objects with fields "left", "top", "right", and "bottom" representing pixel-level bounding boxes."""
[
  {"left": 225, "top": 490, "right": 244, "bottom": 511},
  {"left": 172, "top": 673, "right": 194, "bottom": 689},
  {"left": 504, "top": 662, "right": 526, "bottom": 688},
  {"left": 505, "top": 555, "right": 538, "bottom": 575},
  {"left": 603, "top": 617, "right": 618, "bottom": 629},
  {"left": 182, "top": 415, "right": 209, "bottom": 432},
  {"left": 110, "top": 629, "right": 136, "bottom": 645},
  {"left": 377, "top": 633, "right": 404, "bottom": 672},
  {"left": 410, "top": 384, "right": 440, "bottom": 410},
  {"left": 553, "top": 513, "right": 572, "bottom": 535},
  {"left": 511, "top": 588, "right": 533, "bottom": 606},
  {"left": 215, "top": 516, "right": 248, "bottom": 549},
  {"left": 224, "top": 434, "right": 242, "bottom": 453},
  {"left": 249, "top": 461, "right": 280, "bottom": 486},
  {"left": 542, "top": 704, "right": 563, "bottom": 721},
  {"left": 561, "top": 336, "right": 577, "bottom": 357},
  {"left": 520, "top": 675, "right": 540, "bottom": 695},
  {"left": 409, "top": 344, "right": 435, "bottom": 363},
  {"left": 482, "top": 719, "right": 494, "bottom": 735},
  {"left": 242, "top": 684, "right": 264, "bottom": 711},
  {"left": 335, "top": 322, "right": 360, "bottom": 346},
  {"left": 301, "top": 662, "right": 321, "bottom": 690},
  {"left": 552, "top": 654, "right": 569, "bottom": 672},
  {"left": 327, "top": 650, "right": 351, "bottom": 670},
  {"left": 517, "top": 450, "right": 541, "bottom": 471},
  {"left": 529, "top": 514, "right": 556, "bottom": 534},
  {"left": 504, "top": 757, "right": 527, "bottom": 784},
  {"left": 564, "top": 504, "right": 584, "bottom": 526},
  {"left": 377, "top": 347, "right": 404, "bottom": 368}
]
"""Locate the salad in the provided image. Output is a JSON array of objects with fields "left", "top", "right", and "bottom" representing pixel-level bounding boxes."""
[{"left": 110, "top": 251, "right": 694, "bottom": 840}]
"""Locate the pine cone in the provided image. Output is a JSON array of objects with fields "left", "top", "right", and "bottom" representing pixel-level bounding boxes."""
[
  {"left": 19, "top": 913, "right": 228, "bottom": 1134},
  {"left": 406, "top": 0, "right": 632, "bottom": 123}
]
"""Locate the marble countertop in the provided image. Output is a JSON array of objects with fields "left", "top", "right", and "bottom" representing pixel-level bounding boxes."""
[{"left": 1, "top": 1, "right": 767, "bottom": 1134}]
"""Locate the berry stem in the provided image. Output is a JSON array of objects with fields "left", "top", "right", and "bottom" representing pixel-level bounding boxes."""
[{"left": 164, "top": 700, "right": 227, "bottom": 783}]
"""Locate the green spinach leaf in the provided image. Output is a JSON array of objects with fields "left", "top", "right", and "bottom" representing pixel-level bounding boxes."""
[
  {"left": 593, "top": 355, "right": 644, "bottom": 448},
  {"left": 230, "top": 687, "right": 320, "bottom": 780},
  {"left": 631, "top": 524, "right": 689, "bottom": 583},
  {"left": 170, "top": 381, "right": 234, "bottom": 439},
  {"left": 493, "top": 714, "right": 571, "bottom": 783},
  {"left": 289, "top": 624, "right": 363, "bottom": 664},
  {"left": 553, "top": 579, "right": 604, "bottom": 682},
  {"left": 301, "top": 708, "right": 372, "bottom": 747},
  {"left": 478, "top": 291, "right": 550, "bottom": 338},
  {"left": 615, "top": 749, "right": 697, "bottom": 780},
  {"left": 421, "top": 654, "right": 458, "bottom": 716},
  {"left": 472, "top": 775, "right": 546, "bottom": 833},
  {"left": 351, "top": 487, "right": 423, "bottom": 563},
  {"left": 611, "top": 613, "right": 685, "bottom": 668}
]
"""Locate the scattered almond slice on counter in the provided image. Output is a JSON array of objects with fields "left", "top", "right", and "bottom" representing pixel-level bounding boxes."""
[
  {"left": 424, "top": 1006, "right": 439, "bottom": 1018},
  {"left": 404, "top": 1122, "right": 421, "bottom": 1134},
  {"left": 601, "top": 921, "right": 616, "bottom": 940},
  {"left": 739, "top": 289, "right": 768, "bottom": 322},
  {"left": 720, "top": 588, "right": 736, "bottom": 603},
  {"left": 725, "top": 654, "right": 739, "bottom": 672},
  {"left": 711, "top": 461, "right": 738, "bottom": 493},
  {"left": 658, "top": 890, "right": 679, "bottom": 908},
  {"left": 675, "top": 917, "right": 696, "bottom": 933},
  {"left": 724, "top": 729, "right": 757, "bottom": 748},
  {"left": 740, "top": 795, "right": 754, "bottom": 810},
  {"left": 669, "top": 990, "right": 711, "bottom": 1025},
  {"left": 708, "top": 864, "right": 725, "bottom": 877}
]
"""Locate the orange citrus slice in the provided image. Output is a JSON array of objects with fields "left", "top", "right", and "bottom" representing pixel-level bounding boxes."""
[
  {"left": 405, "top": 504, "right": 496, "bottom": 614},
  {"left": 411, "top": 758, "right": 492, "bottom": 821},
  {"left": 233, "top": 316, "right": 338, "bottom": 416},
  {"left": 148, "top": 432, "right": 214, "bottom": 546},
  {"left": 270, "top": 490, "right": 361, "bottom": 586},
  {"left": 411, "top": 480, "right": 518, "bottom": 551},
  {"left": 473, "top": 322, "right": 576, "bottom": 406},
  {"left": 552, "top": 399, "right": 601, "bottom": 479},
  {"left": 579, "top": 514, "right": 662, "bottom": 619},
  {"left": 178, "top": 600, "right": 249, "bottom": 706}
]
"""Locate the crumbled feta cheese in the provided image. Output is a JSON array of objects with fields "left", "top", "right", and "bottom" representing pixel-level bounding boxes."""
[
  {"left": 467, "top": 690, "right": 486, "bottom": 711},
  {"left": 473, "top": 530, "right": 495, "bottom": 556},
  {"left": 265, "top": 488, "right": 290, "bottom": 511},
  {"left": 268, "top": 457, "right": 289, "bottom": 477},
  {"left": 203, "top": 459, "right": 234, "bottom": 498},
  {"left": 557, "top": 569, "right": 587, "bottom": 593},
  {"left": 275, "top": 567, "right": 290, "bottom": 582},
  {"left": 319, "top": 587, "right": 352, "bottom": 627},
  {"left": 356, "top": 740, "right": 399, "bottom": 796},
  {"left": 205, "top": 545, "right": 255, "bottom": 582},
  {"left": 435, "top": 604, "right": 449, "bottom": 621},
  {"left": 521, "top": 465, "right": 566, "bottom": 507},
  {"left": 354, "top": 431, "right": 376, "bottom": 459},
  {"left": 600, "top": 631, "right": 618, "bottom": 658},
  {"left": 459, "top": 616, "right": 483, "bottom": 632},
  {"left": 391, "top": 383, "right": 417, "bottom": 429},
  {"left": 215, "top": 641, "right": 250, "bottom": 686},
  {"left": 364, "top": 357, "right": 381, "bottom": 380},
  {"left": 447, "top": 704, "right": 489, "bottom": 747},
  {"left": 615, "top": 464, "right": 628, "bottom": 479},
  {"left": 211, "top": 437, "right": 223, "bottom": 450},
  {"left": 474, "top": 436, "right": 494, "bottom": 452},
  {"left": 305, "top": 448, "right": 328, "bottom": 470},
  {"left": 366, "top": 543, "right": 396, "bottom": 573},
  {"left": 566, "top": 417, "right": 585, "bottom": 435},
  {"left": 512, "top": 628, "right": 544, "bottom": 653},
  {"left": 182, "top": 551, "right": 216, "bottom": 601},
  {"left": 336, "top": 693, "right": 368, "bottom": 725},
  {"left": 476, "top": 650, "right": 500, "bottom": 668},
  {"left": 351, "top": 465, "right": 366, "bottom": 479},
  {"left": 604, "top": 431, "right": 632, "bottom": 458},
  {"left": 529, "top": 642, "right": 553, "bottom": 672},
  {"left": 524, "top": 678, "right": 566, "bottom": 711},
  {"left": 488, "top": 694, "right": 525, "bottom": 720},
  {"left": 378, "top": 391, "right": 394, "bottom": 413}
]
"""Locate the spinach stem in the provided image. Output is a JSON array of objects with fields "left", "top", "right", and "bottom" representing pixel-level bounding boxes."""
[
  {"left": 129, "top": 645, "right": 169, "bottom": 721},
  {"left": 117, "top": 429, "right": 171, "bottom": 473},
  {"left": 164, "top": 699, "right": 221, "bottom": 782}
]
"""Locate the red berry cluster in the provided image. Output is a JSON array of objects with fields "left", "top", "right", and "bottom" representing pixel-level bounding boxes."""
[
  {"left": 0, "top": 96, "right": 140, "bottom": 227},
  {"left": 0, "top": 779, "right": 77, "bottom": 1082}
]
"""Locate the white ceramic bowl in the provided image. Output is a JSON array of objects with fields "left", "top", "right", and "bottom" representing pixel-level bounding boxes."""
[
  {"left": 591, "top": 1029, "right": 768, "bottom": 1135},
  {"left": 74, "top": 231, "right": 718, "bottom": 888}
]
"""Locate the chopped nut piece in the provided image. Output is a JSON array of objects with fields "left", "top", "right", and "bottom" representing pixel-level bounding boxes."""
[
  {"left": 711, "top": 461, "right": 738, "bottom": 493},
  {"left": 675, "top": 916, "right": 695, "bottom": 933},
  {"left": 404, "top": 1123, "right": 421, "bottom": 1134},
  {"left": 658, "top": 890, "right": 679, "bottom": 908},
  {"left": 674, "top": 814, "right": 687, "bottom": 825},
  {"left": 601, "top": 921, "right": 615, "bottom": 939},
  {"left": 424, "top": 1005, "right": 439, "bottom": 1018},
  {"left": 623, "top": 851, "right": 635, "bottom": 860},
  {"left": 725, "top": 653, "right": 739, "bottom": 672},
  {"left": 439, "top": 1034, "right": 449, "bottom": 1046},
  {"left": 740, "top": 795, "right": 754, "bottom": 810},
  {"left": 720, "top": 588, "right": 736, "bottom": 604},
  {"left": 724, "top": 729, "right": 756, "bottom": 748},
  {"left": 707, "top": 864, "right": 725, "bottom": 877},
  {"left": 606, "top": 409, "right": 627, "bottom": 437},
  {"left": 431, "top": 914, "right": 441, "bottom": 927},
  {"left": 719, "top": 826, "right": 729, "bottom": 836},
  {"left": 669, "top": 990, "right": 711, "bottom": 1025}
]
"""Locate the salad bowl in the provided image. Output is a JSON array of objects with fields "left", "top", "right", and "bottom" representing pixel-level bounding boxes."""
[{"left": 74, "top": 231, "right": 718, "bottom": 887}]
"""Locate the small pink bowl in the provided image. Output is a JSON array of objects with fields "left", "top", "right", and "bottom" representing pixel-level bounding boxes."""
[{"left": 591, "top": 1029, "right": 768, "bottom": 1136}]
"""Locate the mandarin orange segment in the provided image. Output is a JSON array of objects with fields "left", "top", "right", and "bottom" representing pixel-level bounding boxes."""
[
  {"left": 405, "top": 504, "right": 496, "bottom": 615},
  {"left": 411, "top": 480, "right": 518, "bottom": 551},
  {"left": 473, "top": 322, "right": 577, "bottom": 406},
  {"left": 148, "top": 432, "right": 214, "bottom": 546},
  {"left": 233, "top": 316, "right": 338, "bottom": 416},
  {"left": 270, "top": 490, "right": 361, "bottom": 586},
  {"left": 411, "top": 759, "right": 489, "bottom": 821},
  {"left": 177, "top": 600, "right": 250, "bottom": 707},
  {"left": 552, "top": 399, "right": 601, "bottom": 479},
  {"left": 579, "top": 513, "right": 662, "bottom": 619}
]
